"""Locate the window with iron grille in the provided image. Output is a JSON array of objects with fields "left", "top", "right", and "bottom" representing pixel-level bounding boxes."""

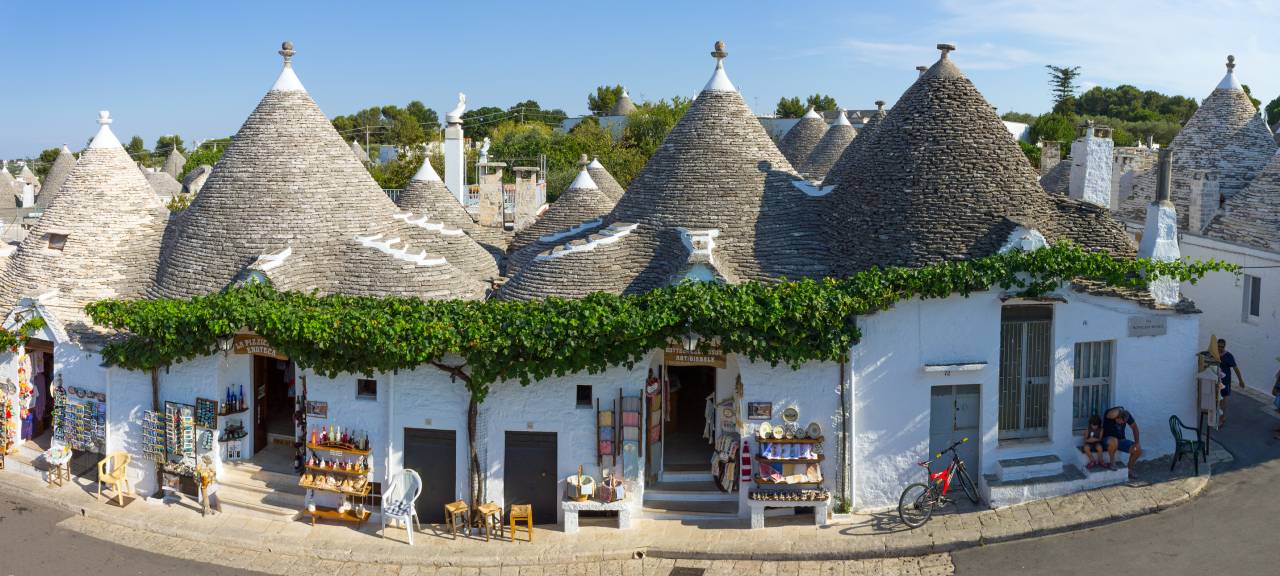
[{"left": 1072, "top": 340, "right": 1114, "bottom": 430}]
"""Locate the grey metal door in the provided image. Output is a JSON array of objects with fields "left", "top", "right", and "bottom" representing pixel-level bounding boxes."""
[
  {"left": 504, "top": 431, "right": 558, "bottom": 525},
  {"left": 999, "top": 307, "right": 1052, "bottom": 439},
  {"left": 403, "top": 428, "right": 456, "bottom": 524},
  {"left": 930, "top": 385, "right": 980, "bottom": 473}
]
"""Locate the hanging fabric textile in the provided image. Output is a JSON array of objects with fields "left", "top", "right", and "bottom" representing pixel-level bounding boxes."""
[{"left": 703, "top": 393, "right": 715, "bottom": 443}]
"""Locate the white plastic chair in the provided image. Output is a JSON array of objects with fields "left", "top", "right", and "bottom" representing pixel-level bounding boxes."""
[{"left": 381, "top": 468, "right": 423, "bottom": 545}]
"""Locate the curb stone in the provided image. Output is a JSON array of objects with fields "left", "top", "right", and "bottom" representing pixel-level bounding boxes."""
[{"left": 0, "top": 464, "right": 1211, "bottom": 569}]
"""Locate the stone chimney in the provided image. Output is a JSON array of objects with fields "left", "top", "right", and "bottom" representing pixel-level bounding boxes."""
[
  {"left": 1068, "top": 121, "right": 1114, "bottom": 208},
  {"left": 512, "top": 166, "right": 540, "bottom": 231},
  {"left": 1138, "top": 147, "right": 1181, "bottom": 306},
  {"left": 476, "top": 161, "right": 506, "bottom": 228},
  {"left": 443, "top": 93, "right": 467, "bottom": 204},
  {"left": 1039, "top": 141, "right": 1061, "bottom": 176}
]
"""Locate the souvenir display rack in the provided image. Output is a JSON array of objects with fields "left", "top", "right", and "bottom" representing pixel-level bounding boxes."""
[
  {"left": 52, "top": 381, "right": 108, "bottom": 454},
  {"left": 753, "top": 420, "right": 825, "bottom": 489},
  {"left": 620, "top": 391, "right": 642, "bottom": 479},
  {"left": 194, "top": 397, "right": 218, "bottom": 430},
  {"left": 300, "top": 427, "right": 373, "bottom": 526},
  {"left": 596, "top": 397, "right": 616, "bottom": 467}
]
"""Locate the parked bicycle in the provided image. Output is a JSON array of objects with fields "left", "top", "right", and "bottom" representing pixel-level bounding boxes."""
[{"left": 897, "top": 437, "right": 980, "bottom": 528}]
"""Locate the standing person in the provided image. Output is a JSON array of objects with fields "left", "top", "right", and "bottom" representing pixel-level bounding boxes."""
[
  {"left": 1217, "top": 339, "right": 1244, "bottom": 427},
  {"left": 1102, "top": 406, "right": 1143, "bottom": 481}
]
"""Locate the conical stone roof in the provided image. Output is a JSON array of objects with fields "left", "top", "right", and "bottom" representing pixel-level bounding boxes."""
[
  {"left": 587, "top": 157, "right": 626, "bottom": 202},
  {"left": 396, "top": 158, "right": 476, "bottom": 231},
  {"left": 824, "top": 100, "right": 886, "bottom": 188},
  {"left": 351, "top": 139, "right": 370, "bottom": 163},
  {"left": 145, "top": 170, "right": 182, "bottom": 200},
  {"left": 17, "top": 164, "right": 39, "bottom": 193},
  {"left": 507, "top": 157, "right": 619, "bottom": 273},
  {"left": 500, "top": 41, "right": 827, "bottom": 300},
  {"left": 1120, "top": 56, "right": 1276, "bottom": 228},
  {"left": 609, "top": 89, "right": 637, "bottom": 116},
  {"left": 0, "top": 165, "right": 16, "bottom": 199},
  {"left": 778, "top": 107, "right": 827, "bottom": 168},
  {"left": 1205, "top": 151, "right": 1280, "bottom": 251},
  {"left": 0, "top": 112, "right": 168, "bottom": 343},
  {"left": 152, "top": 42, "right": 491, "bottom": 300},
  {"left": 161, "top": 147, "right": 186, "bottom": 179},
  {"left": 800, "top": 110, "right": 856, "bottom": 181},
  {"left": 827, "top": 45, "right": 1134, "bottom": 275},
  {"left": 37, "top": 145, "right": 76, "bottom": 209}
]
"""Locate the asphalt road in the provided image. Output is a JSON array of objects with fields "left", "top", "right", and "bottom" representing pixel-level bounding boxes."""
[
  {"left": 954, "top": 390, "right": 1280, "bottom": 575},
  {"left": 0, "top": 492, "right": 261, "bottom": 576}
]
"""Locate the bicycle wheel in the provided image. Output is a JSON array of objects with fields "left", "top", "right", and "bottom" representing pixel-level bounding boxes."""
[
  {"left": 956, "top": 463, "right": 981, "bottom": 504},
  {"left": 898, "top": 482, "right": 937, "bottom": 528}
]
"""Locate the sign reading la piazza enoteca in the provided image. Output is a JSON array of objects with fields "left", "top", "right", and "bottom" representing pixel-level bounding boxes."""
[
  {"left": 232, "top": 334, "right": 286, "bottom": 359},
  {"left": 664, "top": 343, "right": 727, "bottom": 368},
  {"left": 1127, "top": 316, "right": 1167, "bottom": 338}
]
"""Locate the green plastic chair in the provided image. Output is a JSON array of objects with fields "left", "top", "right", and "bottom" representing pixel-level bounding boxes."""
[{"left": 1168, "top": 415, "right": 1205, "bottom": 475}]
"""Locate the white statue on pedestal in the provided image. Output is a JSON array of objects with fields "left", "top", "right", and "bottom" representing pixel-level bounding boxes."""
[
  {"left": 446, "top": 92, "right": 467, "bottom": 124},
  {"left": 478, "top": 137, "right": 491, "bottom": 163}
]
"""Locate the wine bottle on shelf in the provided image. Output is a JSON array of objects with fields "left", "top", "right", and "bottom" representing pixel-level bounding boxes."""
[{"left": 239, "top": 385, "right": 246, "bottom": 411}]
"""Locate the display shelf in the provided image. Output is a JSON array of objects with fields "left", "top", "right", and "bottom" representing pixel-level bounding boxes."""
[
  {"left": 757, "top": 455, "right": 824, "bottom": 463},
  {"left": 298, "top": 480, "right": 372, "bottom": 497},
  {"left": 304, "top": 464, "right": 368, "bottom": 475},
  {"left": 219, "top": 407, "right": 248, "bottom": 417},
  {"left": 756, "top": 437, "right": 824, "bottom": 444},
  {"left": 306, "top": 442, "right": 370, "bottom": 456},
  {"left": 753, "top": 478, "right": 823, "bottom": 486},
  {"left": 305, "top": 505, "right": 370, "bottom": 527}
]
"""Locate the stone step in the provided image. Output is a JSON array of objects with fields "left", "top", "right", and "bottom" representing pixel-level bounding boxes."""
[
  {"left": 642, "top": 499, "right": 740, "bottom": 521},
  {"left": 219, "top": 463, "right": 305, "bottom": 496},
  {"left": 982, "top": 462, "right": 1127, "bottom": 509},
  {"left": 995, "top": 454, "right": 1063, "bottom": 482},
  {"left": 644, "top": 481, "right": 736, "bottom": 502},
  {"left": 1073, "top": 448, "right": 1131, "bottom": 481},
  {"left": 660, "top": 470, "right": 714, "bottom": 483},
  {"left": 215, "top": 483, "right": 303, "bottom": 520}
]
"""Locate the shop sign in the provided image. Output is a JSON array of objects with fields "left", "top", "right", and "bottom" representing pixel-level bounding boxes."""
[
  {"left": 232, "top": 334, "right": 286, "bottom": 359},
  {"left": 664, "top": 343, "right": 726, "bottom": 368},
  {"left": 1127, "top": 316, "right": 1167, "bottom": 338}
]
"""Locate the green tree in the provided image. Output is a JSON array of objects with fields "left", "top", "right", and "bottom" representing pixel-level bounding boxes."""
[
  {"left": 806, "top": 93, "right": 839, "bottom": 112},
  {"left": 1030, "top": 113, "right": 1075, "bottom": 157},
  {"left": 588, "top": 85, "right": 625, "bottom": 116},
  {"left": 1046, "top": 65, "right": 1081, "bottom": 108},
  {"left": 154, "top": 134, "right": 185, "bottom": 156},
  {"left": 774, "top": 96, "right": 806, "bottom": 118},
  {"left": 1241, "top": 84, "right": 1262, "bottom": 110},
  {"left": 459, "top": 106, "right": 505, "bottom": 140},
  {"left": 35, "top": 147, "right": 61, "bottom": 179},
  {"left": 1266, "top": 95, "right": 1280, "bottom": 127},
  {"left": 182, "top": 139, "right": 229, "bottom": 178},
  {"left": 624, "top": 97, "right": 693, "bottom": 158},
  {"left": 1017, "top": 140, "right": 1041, "bottom": 168},
  {"left": 125, "top": 135, "right": 151, "bottom": 166},
  {"left": 383, "top": 106, "right": 427, "bottom": 147},
  {"left": 368, "top": 149, "right": 424, "bottom": 189},
  {"left": 405, "top": 101, "right": 440, "bottom": 136}
]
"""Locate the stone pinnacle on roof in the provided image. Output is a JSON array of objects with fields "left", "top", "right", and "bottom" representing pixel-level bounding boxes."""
[
  {"left": 0, "top": 111, "right": 168, "bottom": 344},
  {"left": 826, "top": 42, "right": 1134, "bottom": 275},
  {"left": 1218, "top": 54, "right": 1241, "bottom": 90},
  {"left": 704, "top": 40, "right": 735, "bottom": 92},
  {"left": 500, "top": 40, "right": 825, "bottom": 300},
  {"left": 779, "top": 106, "right": 828, "bottom": 168},
  {"left": 152, "top": 41, "right": 492, "bottom": 300}
]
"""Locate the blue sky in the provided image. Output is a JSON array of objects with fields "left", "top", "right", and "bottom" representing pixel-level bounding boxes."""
[{"left": 2, "top": 0, "right": 1276, "bottom": 158}]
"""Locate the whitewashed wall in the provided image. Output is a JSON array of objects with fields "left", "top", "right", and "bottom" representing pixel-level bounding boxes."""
[
  {"left": 851, "top": 289, "right": 1199, "bottom": 511},
  {"left": 386, "top": 364, "right": 471, "bottom": 504},
  {"left": 1181, "top": 235, "right": 1280, "bottom": 396}
]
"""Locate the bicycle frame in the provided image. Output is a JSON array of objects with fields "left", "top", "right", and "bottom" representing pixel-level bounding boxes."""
[{"left": 919, "top": 453, "right": 961, "bottom": 497}]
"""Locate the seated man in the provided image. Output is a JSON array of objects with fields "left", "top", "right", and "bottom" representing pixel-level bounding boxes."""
[{"left": 1102, "top": 406, "right": 1142, "bottom": 480}]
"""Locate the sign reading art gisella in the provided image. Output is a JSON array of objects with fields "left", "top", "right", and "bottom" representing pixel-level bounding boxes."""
[
  {"left": 232, "top": 334, "right": 287, "bottom": 359},
  {"left": 664, "top": 343, "right": 726, "bottom": 368}
]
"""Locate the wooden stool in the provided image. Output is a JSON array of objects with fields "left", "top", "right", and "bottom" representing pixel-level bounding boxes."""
[
  {"left": 48, "top": 461, "right": 70, "bottom": 488},
  {"left": 509, "top": 504, "right": 533, "bottom": 542},
  {"left": 475, "top": 502, "right": 503, "bottom": 541},
  {"left": 444, "top": 500, "right": 470, "bottom": 538}
]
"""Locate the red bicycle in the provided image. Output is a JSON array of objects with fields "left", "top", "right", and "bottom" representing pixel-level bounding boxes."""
[{"left": 897, "top": 437, "right": 980, "bottom": 528}]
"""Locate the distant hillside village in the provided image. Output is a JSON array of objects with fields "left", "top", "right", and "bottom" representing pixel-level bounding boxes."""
[{"left": 0, "top": 40, "right": 1266, "bottom": 534}]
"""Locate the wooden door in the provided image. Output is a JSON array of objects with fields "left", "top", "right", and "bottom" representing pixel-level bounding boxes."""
[
  {"left": 253, "top": 355, "right": 269, "bottom": 453},
  {"left": 403, "top": 428, "right": 456, "bottom": 524},
  {"left": 504, "top": 431, "right": 557, "bottom": 524}
]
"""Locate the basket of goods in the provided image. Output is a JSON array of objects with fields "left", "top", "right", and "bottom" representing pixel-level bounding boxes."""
[
  {"left": 565, "top": 465, "right": 595, "bottom": 502},
  {"left": 599, "top": 474, "right": 625, "bottom": 502}
]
